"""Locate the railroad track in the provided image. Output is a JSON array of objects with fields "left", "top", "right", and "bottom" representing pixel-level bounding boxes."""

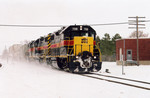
[{"left": 79, "top": 73, "right": 150, "bottom": 90}]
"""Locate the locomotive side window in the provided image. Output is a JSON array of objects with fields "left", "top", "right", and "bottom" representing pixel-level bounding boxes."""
[{"left": 89, "top": 32, "right": 94, "bottom": 38}]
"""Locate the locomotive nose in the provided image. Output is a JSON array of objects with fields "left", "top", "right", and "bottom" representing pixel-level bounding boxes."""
[{"left": 79, "top": 51, "right": 92, "bottom": 68}]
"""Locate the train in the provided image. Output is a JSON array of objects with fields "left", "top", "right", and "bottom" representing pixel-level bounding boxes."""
[{"left": 26, "top": 25, "right": 102, "bottom": 73}]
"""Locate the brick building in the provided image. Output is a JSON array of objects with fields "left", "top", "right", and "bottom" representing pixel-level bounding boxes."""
[{"left": 116, "top": 38, "right": 150, "bottom": 65}]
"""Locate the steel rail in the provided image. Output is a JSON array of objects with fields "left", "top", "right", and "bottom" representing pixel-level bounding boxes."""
[
  {"left": 92, "top": 73, "right": 150, "bottom": 85},
  {"left": 79, "top": 74, "right": 150, "bottom": 90}
]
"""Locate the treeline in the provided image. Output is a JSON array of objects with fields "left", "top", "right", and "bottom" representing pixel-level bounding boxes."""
[{"left": 96, "top": 33, "right": 122, "bottom": 61}]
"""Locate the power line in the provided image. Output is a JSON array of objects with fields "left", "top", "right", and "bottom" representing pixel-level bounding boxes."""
[
  {"left": 90, "top": 20, "right": 150, "bottom": 26},
  {"left": 0, "top": 20, "right": 150, "bottom": 27},
  {"left": 0, "top": 22, "right": 129, "bottom": 27},
  {"left": 0, "top": 24, "right": 64, "bottom": 27},
  {"left": 89, "top": 22, "right": 129, "bottom": 26}
]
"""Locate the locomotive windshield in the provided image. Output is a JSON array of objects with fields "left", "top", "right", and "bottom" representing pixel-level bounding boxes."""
[
  {"left": 74, "top": 31, "right": 94, "bottom": 37},
  {"left": 70, "top": 31, "right": 95, "bottom": 39},
  {"left": 81, "top": 31, "right": 94, "bottom": 37}
]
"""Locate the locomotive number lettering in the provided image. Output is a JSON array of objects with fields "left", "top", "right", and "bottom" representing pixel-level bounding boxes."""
[{"left": 81, "top": 38, "right": 88, "bottom": 43}]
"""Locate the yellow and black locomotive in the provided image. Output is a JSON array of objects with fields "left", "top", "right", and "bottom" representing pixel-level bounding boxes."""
[{"left": 27, "top": 25, "right": 102, "bottom": 73}]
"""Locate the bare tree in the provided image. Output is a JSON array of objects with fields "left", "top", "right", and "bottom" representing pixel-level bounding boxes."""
[{"left": 129, "top": 31, "right": 149, "bottom": 38}]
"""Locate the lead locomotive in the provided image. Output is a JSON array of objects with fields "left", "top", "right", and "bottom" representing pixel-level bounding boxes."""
[{"left": 27, "top": 25, "right": 102, "bottom": 73}]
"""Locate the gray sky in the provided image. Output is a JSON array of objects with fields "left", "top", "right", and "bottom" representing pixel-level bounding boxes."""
[{"left": 0, "top": 0, "right": 150, "bottom": 54}]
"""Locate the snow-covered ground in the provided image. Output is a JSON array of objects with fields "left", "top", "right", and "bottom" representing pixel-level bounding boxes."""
[
  {"left": 0, "top": 59, "right": 150, "bottom": 98},
  {"left": 102, "top": 62, "right": 150, "bottom": 82}
]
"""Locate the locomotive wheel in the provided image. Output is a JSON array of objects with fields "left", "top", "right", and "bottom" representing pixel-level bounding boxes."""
[
  {"left": 57, "top": 58, "right": 67, "bottom": 70},
  {"left": 46, "top": 58, "right": 52, "bottom": 65},
  {"left": 57, "top": 58, "right": 64, "bottom": 69}
]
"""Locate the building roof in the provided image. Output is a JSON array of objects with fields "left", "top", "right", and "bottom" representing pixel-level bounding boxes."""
[{"left": 116, "top": 37, "right": 150, "bottom": 41}]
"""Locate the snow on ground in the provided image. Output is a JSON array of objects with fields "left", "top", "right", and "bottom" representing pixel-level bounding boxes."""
[
  {"left": 101, "top": 62, "right": 150, "bottom": 82},
  {"left": 0, "top": 59, "right": 150, "bottom": 98}
]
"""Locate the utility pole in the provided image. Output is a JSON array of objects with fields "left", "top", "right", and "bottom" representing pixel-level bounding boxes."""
[{"left": 128, "top": 16, "right": 146, "bottom": 66}]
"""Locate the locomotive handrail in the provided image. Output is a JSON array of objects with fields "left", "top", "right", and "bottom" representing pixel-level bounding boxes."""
[
  {"left": 65, "top": 37, "right": 71, "bottom": 62},
  {"left": 69, "top": 47, "right": 74, "bottom": 62},
  {"left": 95, "top": 42, "right": 102, "bottom": 62}
]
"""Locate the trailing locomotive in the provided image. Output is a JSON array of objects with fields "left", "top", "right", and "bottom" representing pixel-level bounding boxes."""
[{"left": 27, "top": 25, "right": 102, "bottom": 73}]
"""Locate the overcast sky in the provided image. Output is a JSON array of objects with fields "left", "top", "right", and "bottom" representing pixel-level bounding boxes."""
[{"left": 0, "top": 0, "right": 150, "bottom": 54}]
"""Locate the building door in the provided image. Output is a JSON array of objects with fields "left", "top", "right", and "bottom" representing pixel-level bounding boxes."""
[{"left": 127, "top": 49, "right": 132, "bottom": 60}]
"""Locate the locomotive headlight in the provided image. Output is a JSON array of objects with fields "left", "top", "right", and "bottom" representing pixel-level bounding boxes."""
[
  {"left": 94, "top": 56, "right": 97, "bottom": 59},
  {"left": 76, "top": 56, "right": 79, "bottom": 59}
]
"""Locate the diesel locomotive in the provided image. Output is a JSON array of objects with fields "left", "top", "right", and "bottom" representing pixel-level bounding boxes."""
[{"left": 27, "top": 25, "right": 102, "bottom": 73}]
